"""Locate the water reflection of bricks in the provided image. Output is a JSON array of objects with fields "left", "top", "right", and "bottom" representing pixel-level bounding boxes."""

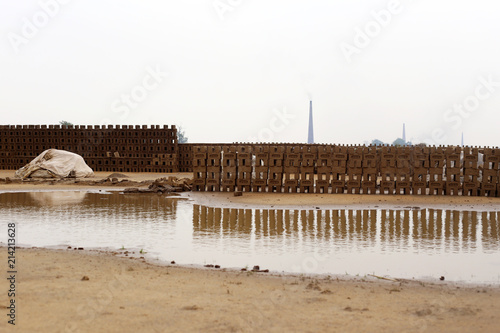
[{"left": 192, "top": 205, "right": 500, "bottom": 253}]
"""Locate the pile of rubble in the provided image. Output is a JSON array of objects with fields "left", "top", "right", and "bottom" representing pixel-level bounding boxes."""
[
  {"left": 0, "top": 177, "right": 20, "bottom": 184},
  {"left": 124, "top": 177, "right": 193, "bottom": 194}
]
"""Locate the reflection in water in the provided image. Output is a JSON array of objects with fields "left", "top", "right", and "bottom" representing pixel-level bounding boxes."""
[
  {"left": 29, "top": 191, "right": 87, "bottom": 206},
  {"left": 0, "top": 192, "right": 181, "bottom": 250},
  {"left": 0, "top": 191, "right": 499, "bottom": 283},
  {"left": 193, "top": 206, "right": 500, "bottom": 254}
]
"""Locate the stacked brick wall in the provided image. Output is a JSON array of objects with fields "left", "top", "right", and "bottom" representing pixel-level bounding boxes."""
[
  {"left": 0, "top": 125, "right": 178, "bottom": 172},
  {"left": 1, "top": 124, "right": 499, "bottom": 197},
  {"left": 192, "top": 144, "right": 500, "bottom": 197},
  {"left": 178, "top": 143, "right": 194, "bottom": 172}
]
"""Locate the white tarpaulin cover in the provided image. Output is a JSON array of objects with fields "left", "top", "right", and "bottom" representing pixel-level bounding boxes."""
[{"left": 15, "top": 149, "right": 94, "bottom": 179}]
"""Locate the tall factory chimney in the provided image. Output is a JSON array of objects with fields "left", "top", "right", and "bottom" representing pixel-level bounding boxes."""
[
  {"left": 307, "top": 100, "right": 314, "bottom": 144},
  {"left": 402, "top": 123, "right": 406, "bottom": 144}
]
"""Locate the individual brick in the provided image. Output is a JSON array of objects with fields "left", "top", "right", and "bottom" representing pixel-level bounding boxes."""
[
  {"left": 347, "top": 153, "right": 362, "bottom": 168},
  {"left": 482, "top": 169, "right": 498, "bottom": 184},
  {"left": 299, "top": 179, "right": 314, "bottom": 193},
  {"left": 317, "top": 152, "right": 332, "bottom": 167},
  {"left": 429, "top": 181, "right": 445, "bottom": 195},
  {"left": 346, "top": 179, "right": 361, "bottom": 194},
  {"left": 236, "top": 178, "right": 251, "bottom": 192},
  {"left": 430, "top": 152, "right": 445, "bottom": 168},
  {"left": 463, "top": 181, "right": 479, "bottom": 196},
  {"left": 413, "top": 151, "right": 429, "bottom": 168},
  {"left": 446, "top": 153, "right": 461, "bottom": 169},
  {"left": 332, "top": 153, "right": 347, "bottom": 168},
  {"left": 361, "top": 180, "right": 377, "bottom": 194},
  {"left": 380, "top": 152, "right": 396, "bottom": 168},
  {"left": 252, "top": 179, "right": 267, "bottom": 192},
  {"left": 331, "top": 180, "right": 345, "bottom": 194},
  {"left": 284, "top": 179, "right": 298, "bottom": 193},
  {"left": 412, "top": 167, "right": 428, "bottom": 182},
  {"left": 464, "top": 168, "right": 480, "bottom": 183},
  {"left": 396, "top": 152, "right": 411, "bottom": 169},
  {"left": 395, "top": 181, "right": 411, "bottom": 195},
  {"left": 362, "top": 152, "right": 377, "bottom": 168},
  {"left": 193, "top": 179, "right": 206, "bottom": 191},
  {"left": 362, "top": 167, "right": 377, "bottom": 182},
  {"left": 255, "top": 152, "right": 269, "bottom": 167},
  {"left": 315, "top": 179, "right": 330, "bottom": 194},
  {"left": 462, "top": 148, "right": 479, "bottom": 168},
  {"left": 445, "top": 181, "right": 461, "bottom": 196},
  {"left": 480, "top": 183, "right": 496, "bottom": 197},
  {"left": 380, "top": 180, "right": 395, "bottom": 195}
]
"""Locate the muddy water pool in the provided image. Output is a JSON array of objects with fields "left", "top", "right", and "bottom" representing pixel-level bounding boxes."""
[{"left": 0, "top": 191, "right": 499, "bottom": 284}]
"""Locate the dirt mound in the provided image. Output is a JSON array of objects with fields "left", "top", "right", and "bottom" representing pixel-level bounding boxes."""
[
  {"left": 123, "top": 177, "right": 193, "bottom": 193},
  {"left": 106, "top": 173, "right": 129, "bottom": 178}
]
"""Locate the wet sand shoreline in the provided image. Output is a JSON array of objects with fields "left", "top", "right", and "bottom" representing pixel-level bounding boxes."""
[
  {"left": 0, "top": 247, "right": 499, "bottom": 333},
  {"left": 182, "top": 191, "right": 500, "bottom": 212}
]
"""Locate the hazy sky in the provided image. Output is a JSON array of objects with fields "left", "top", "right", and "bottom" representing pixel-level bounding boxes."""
[{"left": 1, "top": 0, "right": 499, "bottom": 146}]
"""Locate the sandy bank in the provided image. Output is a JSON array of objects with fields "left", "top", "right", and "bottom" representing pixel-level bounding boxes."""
[
  {"left": 184, "top": 192, "right": 500, "bottom": 211},
  {"left": 0, "top": 247, "right": 498, "bottom": 333}
]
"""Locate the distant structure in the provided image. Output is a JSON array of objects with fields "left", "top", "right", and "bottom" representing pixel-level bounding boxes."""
[
  {"left": 461, "top": 132, "right": 464, "bottom": 147},
  {"left": 307, "top": 100, "right": 314, "bottom": 144},
  {"left": 402, "top": 123, "right": 406, "bottom": 145}
]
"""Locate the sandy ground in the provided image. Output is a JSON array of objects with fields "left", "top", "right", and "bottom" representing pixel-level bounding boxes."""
[
  {"left": 183, "top": 192, "right": 500, "bottom": 211},
  {"left": 0, "top": 248, "right": 498, "bottom": 333},
  {"left": 1, "top": 170, "right": 500, "bottom": 332}
]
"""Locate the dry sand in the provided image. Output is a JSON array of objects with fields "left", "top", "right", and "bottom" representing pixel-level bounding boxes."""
[
  {"left": 0, "top": 248, "right": 499, "bottom": 333},
  {"left": 1, "top": 170, "right": 500, "bottom": 332}
]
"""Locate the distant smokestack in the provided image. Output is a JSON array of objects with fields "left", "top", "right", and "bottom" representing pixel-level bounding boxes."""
[
  {"left": 307, "top": 100, "right": 314, "bottom": 144},
  {"left": 461, "top": 132, "right": 464, "bottom": 147},
  {"left": 402, "top": 123, "right": 406, "bottom": 144}
]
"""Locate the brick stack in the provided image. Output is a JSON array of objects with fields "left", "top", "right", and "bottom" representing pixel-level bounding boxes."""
[
  {"left": 190, "top": 143, "right": 500, "bottom": 197},
  {"left": 0, "top": 124, "right": 178, "bottom": 172},
  {"left": 316, "top": 145, "right": 332, "bottom": 194},
  {"left": 253, "top": 145, "right": 269, "bottom": 192},
  {"left": 362, "top": 145, "right": 378, "bottom": 194},
  {"left": 205, "top": 146, "right": 222, "bottom": 191},
  {"left": 300, "top": 145, "right": 316, "bottom": 193},
  {"left": 283, "top": 145, "right": 301, "bottom": 193},
  {"left": 221, "top": 145, "right": 237, "bottom": 192},
  {"left": 346, "top": 145, "right": 362, "bottom": 194},
  {"left": 480, "top": 148, "right": 499, "bottom": 197},
  {"left": 236, "top": 145, "right": 252, "bottom": 192},
  {"left": 379, "top": 146, "right": 396, "bottom": 194},
  {"left": 462, "top": 147, "right": 480, "bottom": 196},
  {"left": 268, "top": 146, "right": 285, "bottom": 192},
  {"left": 331, "top": 145, "right": 347, "bottom": 193},
  {"left": 444, "top": 146, "right": 461, "bottom": 195},
  {"left": 178, "top": 143, "right": 194, "bottom": 172},
  {"left": 192, "top": 146, "right": 207, "bottom": 191}
]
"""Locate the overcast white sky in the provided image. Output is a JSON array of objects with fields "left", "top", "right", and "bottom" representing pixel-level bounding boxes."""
[{"left": 1, "top": 0, "right": 499, "bottom": 146}]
